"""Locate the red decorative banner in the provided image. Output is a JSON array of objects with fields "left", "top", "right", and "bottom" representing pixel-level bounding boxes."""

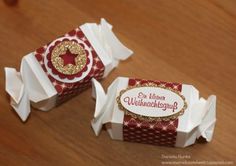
[
  {"left": 35, "top": 28, "right": 105, "bottom": 104},
  {"left": 123, "top": 78, "right": 182, "bottom": 146}
]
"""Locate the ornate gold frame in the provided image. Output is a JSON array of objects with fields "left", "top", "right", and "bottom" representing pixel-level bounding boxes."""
[
  {"left": 116, "top": 82, "right": 188, "bottom": 122},
  {"left": 51, "top": 40, "right": 87, "bottom": 75}
]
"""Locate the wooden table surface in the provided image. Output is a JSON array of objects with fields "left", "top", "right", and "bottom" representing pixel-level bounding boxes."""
[{"left": 0, "top": 0, "right": 235, "bottom": 165}]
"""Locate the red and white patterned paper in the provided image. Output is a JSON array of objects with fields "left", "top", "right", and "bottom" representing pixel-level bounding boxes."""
[
  {"left": 123, "top": 78, "right": 182, "bottom": 147},
  {"left": 34, "top": 28, "right": 105, "bottom": 104}
]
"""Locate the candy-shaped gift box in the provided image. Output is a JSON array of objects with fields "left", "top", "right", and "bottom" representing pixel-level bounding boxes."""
[
  {"left": 5, "top": 19, "right": 133, "bottom": 121},
  {"left": 91, "top": 77, "right": 216, "bottom": 147}
]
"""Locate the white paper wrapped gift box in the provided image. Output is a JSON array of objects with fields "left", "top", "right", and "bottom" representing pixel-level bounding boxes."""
[
  {"left": 5, "top": 19, "right": 133, "bottom": 122},
  {"left": 91, "top": 77, "right": 216, "bottom": 148}
]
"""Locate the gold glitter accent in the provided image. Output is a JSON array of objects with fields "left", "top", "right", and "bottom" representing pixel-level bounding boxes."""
[
  {"left": 116, "top": 83, "right": 188, "bottom": 122},
  {"left": 51, "top": 41, "right": 87, "bottom": 75}
]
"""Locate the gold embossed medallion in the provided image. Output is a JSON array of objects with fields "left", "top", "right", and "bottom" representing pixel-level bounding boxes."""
[{"left": 51, "top": 41, "right": 87, "bottom": 75}]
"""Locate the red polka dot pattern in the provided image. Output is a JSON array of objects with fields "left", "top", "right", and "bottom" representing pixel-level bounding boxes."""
[
  {"left": 34, "top": 28, "right": 105, "bottom": 105},
  {"left": 123, "top": 78, "right": 182, "bottom": 147}
]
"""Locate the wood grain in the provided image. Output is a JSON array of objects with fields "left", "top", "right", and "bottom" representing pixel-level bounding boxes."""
[{"left": 0, "top": 0, "right": 235, "bottom": 165}]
